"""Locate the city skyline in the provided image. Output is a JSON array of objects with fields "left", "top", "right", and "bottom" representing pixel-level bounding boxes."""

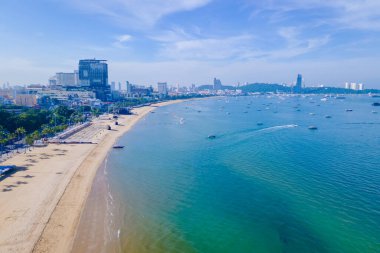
[{"left": 1, "top": 1, "right": 380, "bottom": 87}]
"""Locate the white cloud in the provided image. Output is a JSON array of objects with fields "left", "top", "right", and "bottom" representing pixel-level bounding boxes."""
[
  {"left": 112, "top": 34, "right": 133, "bottom": 48},
  {"left": 117, "top": 34, "right": 133, "bottom": 42},
  {"left": 66, "top": 0, "right": 212, "bottom": 27},
  {"left": 248, "top": 0, "right": 380, "bottom": 30},
  {"left": 150, "top": 26, "right": 329, "bottom": 61},
  {"left": 272, "top": 26, "right": 330, "bottom": 58},
  {"left": 156, "top": 34, "right": 255, "bottom": 60}
]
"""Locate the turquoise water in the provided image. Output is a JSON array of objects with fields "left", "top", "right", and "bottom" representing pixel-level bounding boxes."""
[{"left": 107, "top": 95, "right": 380, "bottom": 253}]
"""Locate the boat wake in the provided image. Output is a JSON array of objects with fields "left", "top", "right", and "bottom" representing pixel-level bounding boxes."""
[
  {"left": 210, "top": 124, "right": 298, "bottom": 148},
  {"left": 256, "top": 124, "right": 298, "bottom": 133}
]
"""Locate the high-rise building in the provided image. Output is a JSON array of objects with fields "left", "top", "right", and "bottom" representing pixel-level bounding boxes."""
[
  {"left": 78, "top": 59, "right": 110, "bottom": 100},
  {"left": 294, "top": 74, "right": 303, "bottom": 93},
  {"left": 111, "top": 81, "right": 116, "bottom": 91},
  {"left": 191, "top": 84, "right": 196, "bottom": 92},
  {"left": 118, "top": 82, "right": 122, "bottom": 91},
  {"left": 78, "top": 59, "right": 108, "bottom": 87},
  {"left": 157, "top": 82, "right": 168, "bottom": 95},
  {"left": 48, "top": 77, "right": 57, "bottom": 87},
  {"left": 345, "top": 82, "right": 364, "bottom": 91},
  {"left": 213, "top": 78, "right": 222, "bottom": 90},
  {"left": 126, "top": 81, "right": 132, "bottom": 94},
  {"left": 74, "top": 70, "right": 79, "bottom": 85}
]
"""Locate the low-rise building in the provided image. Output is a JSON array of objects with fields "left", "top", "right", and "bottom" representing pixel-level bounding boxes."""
[{"left": 15, "top": 94, "right": 37, "bottom": 107}]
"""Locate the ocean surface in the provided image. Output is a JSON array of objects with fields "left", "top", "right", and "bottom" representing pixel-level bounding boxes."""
[{"left": 106, "top": 95, "right": 380, "bottom": 253}]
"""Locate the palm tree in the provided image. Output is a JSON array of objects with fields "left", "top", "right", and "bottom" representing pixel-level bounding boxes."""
[
  {"left": 0, "top": 131, "right": 7, "bottom": 157},
  {"left": 42, "top": 127, "right": 53, "bottom": 137},
  {"left": 31, "top": 130, "right": 40, "bottom": 142},
  {"left": 0, "top": 131, "right": 12, "bottom": 158},
  {"left": 25, "top": 135, "right": 34, "bottom": 151},
  {"left": 15, "top": 127, "right": 26, "bottom": 141},
  {"left": 7, "top": 132, "right": 16, "bottom": 153},
  {"left": 15, "top": 127, "right": 26, "bottom": 152}
]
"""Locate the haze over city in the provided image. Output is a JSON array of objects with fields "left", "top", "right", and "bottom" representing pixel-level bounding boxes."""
[{"left": 1, "top": 0, "right": 380, "bottom": 87}]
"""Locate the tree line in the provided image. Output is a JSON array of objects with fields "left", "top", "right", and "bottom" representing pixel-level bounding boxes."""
[{"left": 0, "top": 105, "right": 95, "bottom": 153}]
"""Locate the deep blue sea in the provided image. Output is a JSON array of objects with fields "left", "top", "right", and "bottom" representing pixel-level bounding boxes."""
[{"left": 106, "top": 95, "right": 380, "bottom": 253}]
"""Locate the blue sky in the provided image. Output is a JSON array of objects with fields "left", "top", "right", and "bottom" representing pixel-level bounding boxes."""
[{"left": 1, "top": 0, "right": 380, "bottom": 88}]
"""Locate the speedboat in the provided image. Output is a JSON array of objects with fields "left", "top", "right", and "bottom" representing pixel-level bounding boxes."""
[
  {"left": 113, "top": 145, "right": 125, "bottom": 149},
  {"left": 346, "top": 109, "right": 353, "bottom": 112},
  {"left": 308, "top": 126, "right": 318, "bottom": 130},
  {"left": 325, "top": 115, "right": 332, "bottom": 118},
  {"left": 208, "top": 135, "right": 216, "bottom": 139}
]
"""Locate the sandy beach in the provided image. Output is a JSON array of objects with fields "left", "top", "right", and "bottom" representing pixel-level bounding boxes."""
[{"left": 0, "top": 100, "right": 183, "bottom": 253}]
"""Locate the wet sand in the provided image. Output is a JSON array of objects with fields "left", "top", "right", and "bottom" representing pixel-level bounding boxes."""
[{"left": 0, "top": 100, "right": 183, "bottom": 253}]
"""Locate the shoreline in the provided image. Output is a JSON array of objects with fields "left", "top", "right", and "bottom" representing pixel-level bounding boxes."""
[
  {"left": 70, "top": 153, "right": 119, "bottom": 253},
  {"left": 0, "top": 99, "right": 185, "bottom": 253},
  {"left": 72, "top": 97, "right": 211, "bottom": 253},
  {"left": 33, "top": 100, "right": 185, "bottom": 253}
]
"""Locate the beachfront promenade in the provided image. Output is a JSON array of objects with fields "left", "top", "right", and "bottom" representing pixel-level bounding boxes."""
[{"left": 0, "top": 100, "right": 183, "bottom": 253}]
